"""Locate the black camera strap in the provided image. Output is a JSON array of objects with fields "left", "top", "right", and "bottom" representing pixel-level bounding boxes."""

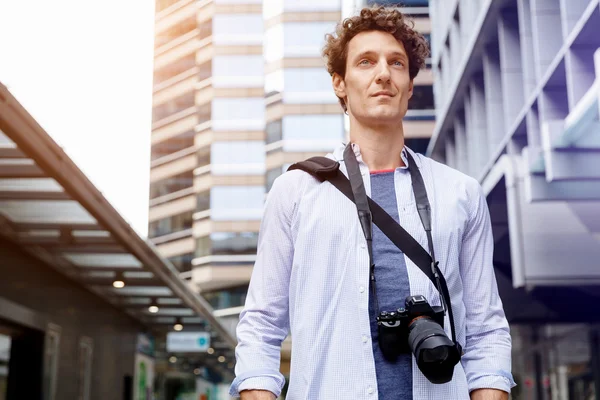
[{"left": 288, "top": 145, "right": 459, "bottom": 349}]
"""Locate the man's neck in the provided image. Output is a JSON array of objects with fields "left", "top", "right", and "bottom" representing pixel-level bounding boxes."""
[{"left": 348, "top": 117, "right": 406, "bottom": 171}]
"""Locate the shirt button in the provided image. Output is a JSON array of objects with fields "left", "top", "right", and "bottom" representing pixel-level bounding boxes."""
[
  {"left": 359, "top": 286, "right": 365, "bottom": 293},
  {"left": 360, "top": 243, "right": 366, "bottom": 249},
  {"left": 362, "top": 335, "right": 368, "bottom": 343},
  {"left": 368, "top": 387, "right": 374, "bottom": 394}
]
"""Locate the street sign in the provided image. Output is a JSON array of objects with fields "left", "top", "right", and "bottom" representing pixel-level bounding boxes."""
[{"left": 166, "top": 332, "right": 211, "bottom": 353}]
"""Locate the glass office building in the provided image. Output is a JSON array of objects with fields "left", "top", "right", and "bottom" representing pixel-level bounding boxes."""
[{"left": 428, "top": 0, "right": 600, "bottom": 398}]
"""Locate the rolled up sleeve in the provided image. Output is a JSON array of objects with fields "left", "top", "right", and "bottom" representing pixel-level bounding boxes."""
[
  {"left": 459, "top": 180, "right": 516, "bottom": 394},
  {"left": 229, "top": 174, "right": 297, "bottom": 398}
]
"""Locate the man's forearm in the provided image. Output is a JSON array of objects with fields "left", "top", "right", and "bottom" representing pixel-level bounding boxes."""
[
  {"left": 240, "top": 389, "right": 277, "bottom": 400},
  {"left": 470, "top": 389, "right": 509, "bottom": 400}
]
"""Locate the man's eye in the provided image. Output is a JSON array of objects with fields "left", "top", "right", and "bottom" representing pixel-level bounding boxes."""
[
  {"left": 359, "top": 59, "right": 371, "bottom": 65},
  {"left": 392, "top": 60, "right": 404, "bottom": 67}
]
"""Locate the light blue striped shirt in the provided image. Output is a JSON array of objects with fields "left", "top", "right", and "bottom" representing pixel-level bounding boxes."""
[{"left": 230, "top": 143, "right": 515, "bottom": 399}]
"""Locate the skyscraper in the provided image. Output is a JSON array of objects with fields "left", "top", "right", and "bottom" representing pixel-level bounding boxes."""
[
  {"left": 428, "top": 0, "right": 600, "bottom": 398},
  {"left": 150, "top": 0, "right": 265, "bottom": 319}
]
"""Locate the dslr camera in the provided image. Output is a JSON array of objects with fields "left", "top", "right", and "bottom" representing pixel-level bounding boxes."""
[{"left": 377, "top": 295, "right": 462, "bottom": 384}]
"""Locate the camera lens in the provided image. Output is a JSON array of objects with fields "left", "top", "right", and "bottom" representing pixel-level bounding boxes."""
[{"left": 408, "top": 317, "right": 460, "bottom": 384}]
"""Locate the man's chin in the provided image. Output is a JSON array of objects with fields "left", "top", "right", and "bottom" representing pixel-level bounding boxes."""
[{"left": 363, "top": 112, "right": 403, "bottom": 126}]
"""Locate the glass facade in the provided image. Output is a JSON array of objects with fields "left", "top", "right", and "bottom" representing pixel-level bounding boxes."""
[
  {"left": 168, "top": 253, "right": 193, "bottom": 273},
  {"left": 154, "top": 16, "right": 196, "bottom": 48},
  {"left": 210, "top": 186, "right": 265, "bottom": 221},
  {"left": 151, "top": 130, "right": 194, "bottom": 161},
  {"left": 153, "top": 54, "right": 196, "bottom": 85},
  {"left": 149, "top": 171, "right": 193, "bottom": 199},
  {"left": 152, "top": 92, "right": 195, "bottom": 122},
  {"left": 203, "top": 285, "right": 249, "bottom": 310},
  {"left": 148, "top": 211, "right": 193, "bottom": 238},
  {"left": 196, "top": 233, "right": 259, "bottom": 258}
]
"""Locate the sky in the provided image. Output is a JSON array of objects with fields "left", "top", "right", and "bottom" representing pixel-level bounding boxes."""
[{"left": 0, "top": 0, "right": 155, "bottom": 237}]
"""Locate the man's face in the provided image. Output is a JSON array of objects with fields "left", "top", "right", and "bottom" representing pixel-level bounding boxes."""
[{"left": 333, "top": 30, "right": 413, "bottom": 125}]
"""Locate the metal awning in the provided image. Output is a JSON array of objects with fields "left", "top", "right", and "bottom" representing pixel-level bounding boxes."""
[{"left": 0, "top": 83, "right": 236, "bottom": 355}]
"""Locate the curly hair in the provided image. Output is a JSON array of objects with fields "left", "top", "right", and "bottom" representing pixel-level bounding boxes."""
[{"left": 322, "top": 5, "right": 430, "bottom": 112}]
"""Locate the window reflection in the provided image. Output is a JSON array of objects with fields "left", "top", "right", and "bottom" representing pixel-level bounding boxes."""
[
  {"left": 203, "top": 285, "right": 249, "bottom": 310},
  {"left": 153, "top": 54, "right": 196, "bottom": 85},
  {"left": 197, "top": 191, "right": 210, "bottom": 212},
  {"left": 154, "top": 16, "right": 196, "bottom": 48},
  {"left": 151, "top": 130, "right": 195, "bottom": 161},
  {"left": 152, "top": 92, "right": 195, "bottom": 123},
  {"left": 148, "top": 211, "right": 193, "bottom": 238},
  {"left": 266, "top": 120, "right": 282, "bottom": 145},
  {"left": 150, "top": 171, "right": 193, "bottom": 199},
  {"left": 197, "top": 147, "right": 211, "bottom": 169},
  {"left": 198, "top": 60, "right": 212, "bottom": 82},
  {"left": 195, "top": 232, "right": 258, "bottom": 258},
  {"left": 210, "top": 186, "right": 265, "bottom": 221},
  {"left": 211, "top": 141, "right": 265, "bottom": 165},
  {"left": 212, "top": 232, "right": 258, "bottom": 255},
  {"left": 198, "top": 103, "right": 211, "bottom": 125},
  {"left": 198, "top": 19, "right": 212, "bottom": 41},
  {"left": 155, "top": 0, "right": 181, "bottom": 12},
  {"left": 168, "top": 253, "right": 193, "bottom": 273}
]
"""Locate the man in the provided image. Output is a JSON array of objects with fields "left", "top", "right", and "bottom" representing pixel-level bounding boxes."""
[{"left": 230, "top": 6, "right": 514, "bottom": 400}]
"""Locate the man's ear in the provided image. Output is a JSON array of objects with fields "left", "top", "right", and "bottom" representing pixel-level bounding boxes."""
[
  {"left": 332, "top": 73, "right": 346, "bottom": 103},
  {"left": 408, "top": 79, "right": 414, "bottom": 100}
]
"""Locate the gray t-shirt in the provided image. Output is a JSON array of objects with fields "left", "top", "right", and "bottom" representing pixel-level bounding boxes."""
[{"left": 369, "top": 170, "right": 413, "bottom": 399}]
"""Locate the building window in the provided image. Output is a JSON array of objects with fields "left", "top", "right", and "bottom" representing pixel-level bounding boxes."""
[
  {"left": 196, "top": 235, "right": 211, "bottom": 258},
  {"left": 197, "top": 190, "right": 210, "bottom": 212},
  {"left": 196, "top": 232, "right": 258, "bottom": 258},
  {"left": 212, "top": 98, "right": 264, "bottom": 122},
  {"left": 213, "top": 55, "right": 263, "bottom": 80},
  {"left": 282, "top": 115, "right": 344, "bottom": 142},
  {"left": 151, "top": 130, "right": 195, "bottom": 161},
  {"left": 154, "top": 16, "right": 196, "bottom": 48},
  {"left": 152, "top": 92, "right": 195, "bottom": 123},
  {"left": 202, "top": 285, "right": 249, "bottom": 310},
  {"left": 149, "top": 171, "right": 193, "bottom": 199},
  {"left": 198, "top": 19, "right": 212, "bottom": 42},
  {"left": 211, "top": 141, "right": 265, "bottom": 175},
  {"left": 266, "top": 119, "right": 282, "bottom": 145},
  {"left": 211, "top": 232, "right": 258, "bottom": 255},
  {"left": 198, "top": 60, "right": 212, "bottom": 82},
  {"left": 148, "top": 211, "right": 193, "bottom": 238},
  {"left": 168, "top": 253, "right": 193, "bottom": 272},
  {"left": 198, "top": 103, "right": 211, "bottom": 125},
  {"left": 213, "top": 14, "right": 262, "bottom": 45},
  {"left": 408, "top": 85, "right": 434, "bottom": 110},
  {"left": 155, "top": 0, "right": 181, "bottom": 12},
  {"left": 197, "top": 146, "right": 211, "bottom": 168},
  {"left": 210, "top": 186, "right": 265, "bottom": 220},
  {"left": 153, "top": 53, "right": 196, "bottom": 86}
]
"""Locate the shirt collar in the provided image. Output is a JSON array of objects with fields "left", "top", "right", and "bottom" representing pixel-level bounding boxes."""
[{"left": 332, "top": 142, "right": 420, "bottom": 170}]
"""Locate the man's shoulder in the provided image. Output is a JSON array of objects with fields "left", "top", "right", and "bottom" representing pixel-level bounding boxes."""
[{"left": 269, "top": 157, "right": 330, "bottom": 197}]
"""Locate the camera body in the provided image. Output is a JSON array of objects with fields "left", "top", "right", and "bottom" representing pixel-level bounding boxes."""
[
  {"left": 377, "top": 295, "right": 444, "bottom": 358},
  {"left": 377, "top": 295, "right": 460, "bottom": 384}
]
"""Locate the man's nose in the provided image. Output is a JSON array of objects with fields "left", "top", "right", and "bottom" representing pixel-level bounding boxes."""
[{"left": 375, "top": 61, "right": 391, "bottom": 84}]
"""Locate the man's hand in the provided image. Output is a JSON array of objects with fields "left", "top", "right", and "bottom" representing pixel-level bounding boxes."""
[
  {"left": 239, "top": 389, "right": 277, "bottom": 400},
  {"left": 470, "top": 389, "right": 509, "bottom": 400}
]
